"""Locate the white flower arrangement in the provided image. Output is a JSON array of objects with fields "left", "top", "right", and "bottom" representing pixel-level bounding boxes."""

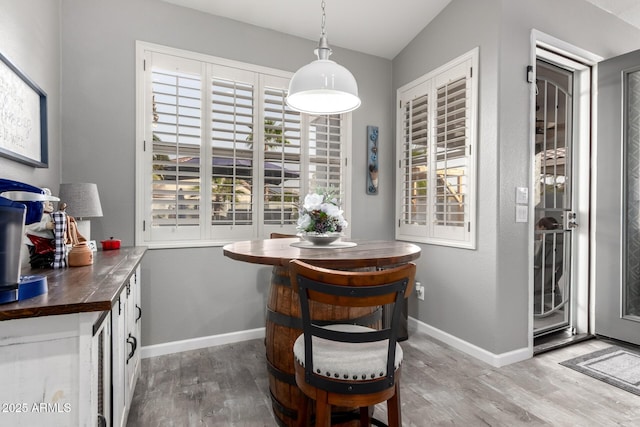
[{"left": 296, "top": 191, "right": 348, "bottom": 235}]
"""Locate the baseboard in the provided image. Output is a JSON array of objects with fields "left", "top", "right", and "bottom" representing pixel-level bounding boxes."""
[
  {"left": 140, "top": 327, "right": 265, "bottom": 359},
  {"left": 141, "top": 320, "right": 532, "bottom": 367},
  {"left": 408, "top": 317, "right": 532, "bottom": 367}
]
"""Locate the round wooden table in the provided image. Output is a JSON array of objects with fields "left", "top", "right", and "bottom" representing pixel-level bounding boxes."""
[
  {"left": 223, "top": 238, "right": 421, "bottom": 426},
  {"left": 223, "top": 238, "right": 421, "bottom": 269}
]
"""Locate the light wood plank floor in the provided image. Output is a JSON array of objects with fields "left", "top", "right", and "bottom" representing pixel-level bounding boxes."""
[{"left": 127, "top": 331, "right": 640, "bottom": 426}]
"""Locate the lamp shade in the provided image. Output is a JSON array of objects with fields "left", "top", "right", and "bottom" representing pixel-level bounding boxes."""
[
  {"left": 57, "top": 183, "right": 103, "bottom": 218},
  {"left": 287, "top": 59, "right": 361, "bottom": 115}
]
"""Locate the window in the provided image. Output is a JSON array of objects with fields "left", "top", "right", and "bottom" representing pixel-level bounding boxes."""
[
  {"left": 396, "top": 48, "right": 478, "bottom": 248},
  {"left": 136, "top": 42, "right": 350, "bottom": 247}
]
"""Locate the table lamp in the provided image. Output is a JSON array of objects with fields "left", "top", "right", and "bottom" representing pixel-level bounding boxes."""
[{"left": 57, "top": 183, "right": 103, "bottom": 241}]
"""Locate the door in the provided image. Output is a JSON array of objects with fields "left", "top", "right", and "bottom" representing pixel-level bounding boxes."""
[
  {"left": 595, "top": 49, "right": 640, "bottom": 346},
  {"left": 532, "top": 50, "right": 591, "bottom": 339},
  {"left": 533, "top": 59, "right": 572, "bottom": 335}
]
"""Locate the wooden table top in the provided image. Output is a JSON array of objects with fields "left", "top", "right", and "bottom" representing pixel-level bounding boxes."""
[
  {"left": 0, "top": 247, "right": 146, "bottom": 321},
  {"left": 223, "top": 238, "right": 421, "bottom": 269}
]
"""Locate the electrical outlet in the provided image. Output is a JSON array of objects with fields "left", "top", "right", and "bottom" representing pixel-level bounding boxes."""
[{"left": 415, "top": 281, "right": 424, "bottom": 300}]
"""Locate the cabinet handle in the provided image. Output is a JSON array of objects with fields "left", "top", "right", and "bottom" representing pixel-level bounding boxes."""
[
  {"left": 126, "top": 333, "right": 137, "bottom": 364},
  {"left": 136, "top": 304, "right": 142, "bottom": 322},
  {"left": 98, "top": 414, "right": 107, "bottom": 427}
]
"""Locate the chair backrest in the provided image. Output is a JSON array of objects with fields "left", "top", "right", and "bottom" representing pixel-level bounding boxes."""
[
  {"left": 270, "top": 232, "right": 297, "bottom": 239},
  {"left": 289, "top": 260, "right": 416, "bottom": 395}
]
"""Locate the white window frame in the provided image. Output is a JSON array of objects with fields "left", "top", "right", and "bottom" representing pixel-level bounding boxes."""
[
  {"left": 395, "top": 48, "right": 478, "bottom": 249},
  {"left": 135, "top": 41, "right": 352, "bottom": 248}
]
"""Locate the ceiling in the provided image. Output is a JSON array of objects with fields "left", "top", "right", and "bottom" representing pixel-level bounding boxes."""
[
  {"left": 162, "top": 0, "right": 452, "bottom": 59},
  {"left": 585, "top": 0, "right": 640, "bottom": 28},
  {"left": 163, "top": 0, "right": 640, "bottom": 60}
]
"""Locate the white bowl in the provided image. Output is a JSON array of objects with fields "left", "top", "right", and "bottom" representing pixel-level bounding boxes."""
[{"left": 298, "top": 233, "right": 341, "bottom": 245}]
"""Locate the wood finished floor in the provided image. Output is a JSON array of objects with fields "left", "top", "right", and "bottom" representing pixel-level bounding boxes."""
[{"left": 127, "top": 331, "right": 640, "bottom": 426}]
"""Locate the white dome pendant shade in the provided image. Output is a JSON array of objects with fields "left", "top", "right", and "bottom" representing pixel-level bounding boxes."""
[{"left": 286, "top": 2, "right": 361, "bottom": 115}]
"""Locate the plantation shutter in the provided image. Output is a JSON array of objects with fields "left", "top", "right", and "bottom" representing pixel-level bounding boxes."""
[
  {"left": 397, "top": 81, "right": 430, "bottom": 239},
  {"left": 308, "top": 114, "right": 344, "bottom": 197},
  {"left": 395, "top": 49, "right": 476, "bottom": 248},
  {"left": 263, "top": 82, "right": 301, "bottom": 228},
  {"left": 137, "top": 42, "right": 352, "bottom": 247},
  {"left": 210, "top": 72, "right": 255, "bottom": 239},
  {"left": 149, "top": 53, "right": 203, "bottom": 241},
  {"left": 431, "top": 62, "right": 472, "bottom": 242}
]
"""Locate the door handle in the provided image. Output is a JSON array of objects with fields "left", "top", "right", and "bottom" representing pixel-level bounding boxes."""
[{"left": 126, "top": 333, "right": 137, "bottom": 364}]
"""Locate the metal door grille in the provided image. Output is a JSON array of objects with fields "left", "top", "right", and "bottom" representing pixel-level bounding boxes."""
[{"left": 534, "top": 61, "right": 573, "bottom": 334}]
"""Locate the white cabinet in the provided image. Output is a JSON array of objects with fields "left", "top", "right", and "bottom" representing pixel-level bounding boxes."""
[
  {"left": 111, "top": 265, "right": 141, "bottom": 427},
  {"left": 0, "top": 247, "right": 145, "bottom": 427}
]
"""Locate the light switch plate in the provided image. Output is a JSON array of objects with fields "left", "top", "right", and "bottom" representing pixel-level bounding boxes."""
[
  {"left": 516, "top": 187, "right": 528, "bottom": 204},
  {"left": 516, "top": 205, "right": 528, "bottom": 223}
]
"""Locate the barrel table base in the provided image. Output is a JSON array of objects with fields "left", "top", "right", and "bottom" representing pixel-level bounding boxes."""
[{"left": 265, "top": 266, "right": 381, "bottom": 427}]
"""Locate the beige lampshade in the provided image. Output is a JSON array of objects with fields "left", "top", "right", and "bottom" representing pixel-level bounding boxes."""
[{"left": 57, "top": 183, "right": 103, "bottom": 219}]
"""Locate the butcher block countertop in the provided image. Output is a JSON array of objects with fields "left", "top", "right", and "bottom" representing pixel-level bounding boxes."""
[{"left": 0, "top": 246, "right": 146, "bottom": 321}]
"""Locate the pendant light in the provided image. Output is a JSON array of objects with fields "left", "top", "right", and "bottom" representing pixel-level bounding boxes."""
[{"left": 286, "top": 1, "right": 361, "bottom": 115}]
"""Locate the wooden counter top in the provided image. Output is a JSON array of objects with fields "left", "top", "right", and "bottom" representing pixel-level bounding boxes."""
[{"left": 0, "top": 247, "right": 146, "bottom": 321}]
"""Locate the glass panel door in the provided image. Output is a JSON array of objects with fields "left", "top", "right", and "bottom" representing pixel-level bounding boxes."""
[
  {"left": 594, "top": 48, "right": 640, "bottom": 346},
  {"left": 533, "top": 60, "right": 573, "bottom": 336},
  {"left": 623, "top": 70, "right": 640, "bottom": 322}
]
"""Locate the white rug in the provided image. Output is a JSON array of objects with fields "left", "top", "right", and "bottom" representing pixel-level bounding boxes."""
[{"left": 560, "top": 345, "right": 640, "bottom": 396}]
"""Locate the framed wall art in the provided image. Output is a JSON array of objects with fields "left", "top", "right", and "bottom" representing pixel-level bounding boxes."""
[
  {"left": 366, "top": 125, "right": 379, "bottom": 194},
  {"left": 0, "top": 51, "right": 48, "bottom": 168}
]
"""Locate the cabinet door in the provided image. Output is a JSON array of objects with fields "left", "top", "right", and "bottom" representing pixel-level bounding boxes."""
[
  {"left": 112, "top": 267, "right": 143, "bottom": 427},
  {"left": 111, "top": 295, "right": 127, "bottom": 427},
  {"left": 124, "top": 276, "right": 136, "bottom": 406},
  {"left": 129, "top": 269, "right": 142, "bottom": 387},
  {"left": 133, "top": 267, "right": 142, "bottom": 355},
  {"left": 124, "top": 268, "right": 142, "bottom": 416}
]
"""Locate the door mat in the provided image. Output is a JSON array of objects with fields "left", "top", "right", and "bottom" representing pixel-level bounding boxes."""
[{"left": 560, "top": 346, "right": 640, "bottom": 396}]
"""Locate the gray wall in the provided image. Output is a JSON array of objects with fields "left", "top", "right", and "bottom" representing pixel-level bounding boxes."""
[
  {"left": 496, "top": 0, "right": 640, "bottom": 353},
  {"left": 59, "top": 0, "right": 394, "bottom": 346},
  {"left": 0, "top": 0, "right": 61, "bottom": 192},
  {"left": 396, "top": 0, "right": 640, "bottom": 354},
  {"left": 394, "top": 0, "right": 502, "bottom": 352}
]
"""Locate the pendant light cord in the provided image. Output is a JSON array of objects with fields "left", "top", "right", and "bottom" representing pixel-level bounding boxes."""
[
  {"left": 321, "top": 0, "right": 326, "bottom": 37},
  {"left": 316, "top": 0, "right": 331, "bottom": 60}
]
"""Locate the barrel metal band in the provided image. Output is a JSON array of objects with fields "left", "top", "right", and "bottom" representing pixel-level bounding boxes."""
[
  {"left": 270, "top": 269, "right": 292, "bottom": 287},
  {"left": 267, "top": 359, "right": 297, "bottom": 386},
  {"left": 269, "top": 389, "right": 298, "bottom": 421}
]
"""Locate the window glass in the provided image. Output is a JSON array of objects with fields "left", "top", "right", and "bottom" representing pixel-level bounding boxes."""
[{"left": 151, "top": 66, "right": 202, "bottom": 230}]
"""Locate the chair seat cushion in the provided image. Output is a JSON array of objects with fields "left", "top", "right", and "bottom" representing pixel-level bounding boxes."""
[{"left": 293, "top": 324, "right": 403, "bottom": 381}]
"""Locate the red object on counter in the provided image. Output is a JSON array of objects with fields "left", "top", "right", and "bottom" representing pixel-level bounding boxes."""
[{"left": 101, "top": 237, "right": 121, "bottom": 250}]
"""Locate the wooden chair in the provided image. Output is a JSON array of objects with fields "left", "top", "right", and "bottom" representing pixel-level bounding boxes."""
[
  {"left": 270, "top": 232, "right": 297, "bottom": 239},
  {"left": 289, "top": 260, "right": 416, "bottom": 427}
]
